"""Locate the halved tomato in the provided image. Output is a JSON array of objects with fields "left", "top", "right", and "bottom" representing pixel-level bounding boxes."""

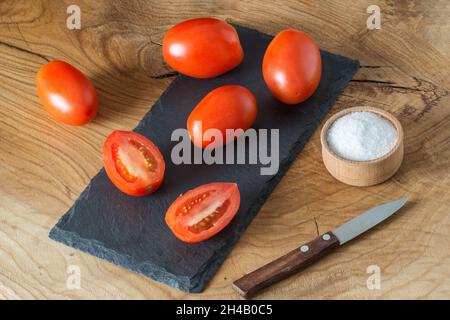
[
  {"left": 165, "top": 182, "right": 241, "bottom": 243},
  {"left": 102, "top": 131, "right": 165, "bottom": 196}
]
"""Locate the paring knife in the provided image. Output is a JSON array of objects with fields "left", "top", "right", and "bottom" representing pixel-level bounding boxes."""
[{"left": 232, "top": 197, "right": 408, "bottom": 299}]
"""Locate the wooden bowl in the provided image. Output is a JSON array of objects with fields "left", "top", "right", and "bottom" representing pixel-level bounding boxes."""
[{"left": 320, "top": 106, "right": 404, "bottom": 187}]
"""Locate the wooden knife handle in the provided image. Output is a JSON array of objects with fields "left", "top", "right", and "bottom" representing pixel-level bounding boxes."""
[{"left": 232, "top": 232, "right": 339, "bottom": 299}]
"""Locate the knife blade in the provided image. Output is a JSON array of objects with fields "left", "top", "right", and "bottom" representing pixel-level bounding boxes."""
[
  {"left": 333, "top": 197, "right": 407, "bottom": 245},
  {"left": 232, "top": 197, "right": 408, "bottom": 299}
]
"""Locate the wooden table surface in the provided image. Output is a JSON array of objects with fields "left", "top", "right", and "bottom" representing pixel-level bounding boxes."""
[{"left": 1, "top": 0, "right": 449, "bottom": 300}]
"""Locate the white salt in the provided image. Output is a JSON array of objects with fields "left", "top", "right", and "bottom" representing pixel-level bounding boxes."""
[{"left": 326, "top": 111, "right": 397, "bottom": 161}]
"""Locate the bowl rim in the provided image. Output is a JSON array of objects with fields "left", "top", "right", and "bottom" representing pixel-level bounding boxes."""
[{"left": 320, "top": 106, "right": 404, "bottom": 165}]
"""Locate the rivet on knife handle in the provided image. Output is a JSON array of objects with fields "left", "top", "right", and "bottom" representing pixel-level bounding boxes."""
[{"left": 232, "top": 232, "right": 339, "bottom": 299}]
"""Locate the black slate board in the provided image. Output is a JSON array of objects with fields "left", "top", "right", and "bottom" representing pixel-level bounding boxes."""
[{"left": 49, "top": 25, "right": 359, "bottom": 292}]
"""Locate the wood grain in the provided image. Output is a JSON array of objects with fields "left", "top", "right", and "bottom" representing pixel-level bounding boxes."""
[{"left": 0, "top": 0, "right": 449, "bottom": 299}]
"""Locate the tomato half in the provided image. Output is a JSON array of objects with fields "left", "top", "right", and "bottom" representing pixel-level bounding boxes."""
[
  {"left": 162, "top": 18, "right": 244, "bottom": 78},
  {"left": 36, "top": 61, "right": 98, "bottom": 125},
  {"left": 187, "top": 85, "right": 258, "bottom": 149},
  {"left": 165, "top": 182, "right": 240, "bottom": 243},
  {"left": 262, "top": 29, "right": 322, "bottom": 104},
  {"left": 102, "top": 131, "right": 165, "bottom": 196}
]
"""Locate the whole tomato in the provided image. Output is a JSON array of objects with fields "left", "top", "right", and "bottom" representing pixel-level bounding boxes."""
[
  {"left": 263, "top": 29, "right": 322, "bottom": 104},
  {"left": 163, "top": 18, "right": 244, "bottom": 78},
  {"left": 187, "top": 85, "right": 258, "bottom": 149},
  {"left": 36, "top": 61, "right": 98, "bottom": 125}
]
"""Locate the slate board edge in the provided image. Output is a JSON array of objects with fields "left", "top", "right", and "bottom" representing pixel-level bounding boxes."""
[
  {"left": 48, "top": 76, "right": 194, "bottom": 292},
  {"left": 48, "top": 25, "right": 360, "bottom": 293}
]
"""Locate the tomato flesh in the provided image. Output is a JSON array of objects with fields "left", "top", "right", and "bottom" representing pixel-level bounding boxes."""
[
  {"left": 263, "top": 29, "right": 322, "bottom": 104},
  {"left": 162, "top": 18, "right": 243, "bottom": 78},
  {"left": 36, "top": 61, "right": 98, "bottom": 125},
  {"left": 165, "top": 182, "right": 240, "bottom": 243},
  {"left": 103, "top": 131, "right": 165, "bottom": 196}
]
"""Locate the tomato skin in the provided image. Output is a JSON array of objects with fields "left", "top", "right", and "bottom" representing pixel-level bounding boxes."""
[
  {"left": 165, "top": 182, "right": 240, "bottom": 243},
  {"left": 102, "top": 131, "right": 165, "bottom": 196},
  {"left": 262, "top": 29, "right": 322, "bottom": 104},
  {"left": 36, "top": 61, "right": 98, "bottom": 125},
  {"left": 187, "top": 85, "right": 258, "bottom": 149},
  {"left": 163, "top": 18, "right": 244, "bottom": 78}
]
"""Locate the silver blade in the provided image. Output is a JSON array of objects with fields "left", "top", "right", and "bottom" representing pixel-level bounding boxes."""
[{"left": 333, "top": 197, "right": 407, "bottom": 245}]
